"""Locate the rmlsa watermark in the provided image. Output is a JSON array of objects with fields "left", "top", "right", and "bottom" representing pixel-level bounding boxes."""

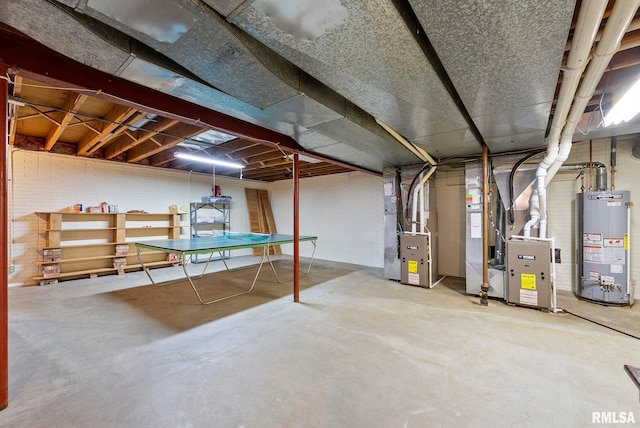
[{"left": 592, "top": 411, "right": 636, "bottom": 424}]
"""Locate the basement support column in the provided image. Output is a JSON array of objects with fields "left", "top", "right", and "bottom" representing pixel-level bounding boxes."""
[
  {"left": 1, "top": 65, "right": 9, "bottom": 410},
  {"left": 293, "top": 153, "right": 300, "bottom": 302},
  {"left": 480, "top": 145, "right": 490, "bottom": 306}
]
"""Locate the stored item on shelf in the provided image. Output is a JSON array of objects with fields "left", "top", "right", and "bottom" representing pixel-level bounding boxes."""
[
  {"left": 167, "top": 253, "right": 180, "bottom": 265},
  {"left": 42, "top": 264, "right": 60, "bottom": 278},
  {"left": 115, "top": 244, "right": 129, "bottom": 256},
  {"left": 113, "top": 258, "right": 127, "bottom": 269},
  {"left": 39, "top": 279, "right": 58, "bottom": 286},
  {"left": 62, "top": 204, "right": 83, "bottom": 213},
  {"left": 43, "top": 248, "right": 61, "bottom": 262},
  {"left": 201, "top": 196, "right": 232, "bottom": 204},
  {"left": 169, "top": 205, "right": 189, "bottom": 214}
]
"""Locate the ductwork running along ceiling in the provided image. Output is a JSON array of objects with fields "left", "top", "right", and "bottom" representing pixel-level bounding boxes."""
[{"left": 1, "top": 0, "right": 639, "bottom": 180}]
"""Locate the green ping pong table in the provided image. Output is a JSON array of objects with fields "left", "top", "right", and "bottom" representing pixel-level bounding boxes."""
[{"left": 135, "top": 232, "right": 317, "bottom": 304}]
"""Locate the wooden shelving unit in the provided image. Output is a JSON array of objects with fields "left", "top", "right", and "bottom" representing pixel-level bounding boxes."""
[{"left": 34, "top": 212, "right": 183, "bottom": 283}]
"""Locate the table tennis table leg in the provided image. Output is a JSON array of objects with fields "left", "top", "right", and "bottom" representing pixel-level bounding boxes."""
[
  {"left": 137, "top": 246, "right": 156, "bottom": 285},
  {"left": 265, "top": 239, "right": 317, "bottom": 283},
  {"left": 306, "top": 240, "right": 317, "bottom": 274},
  {"left": 197, "top": 250, "right": 228, "bottom": 278},
  {"left": 185, "top": 245, "right": 270, "bottom": 305}
]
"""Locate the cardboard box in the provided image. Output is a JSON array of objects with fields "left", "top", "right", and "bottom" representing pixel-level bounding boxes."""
[
  {"left": 42, "top": 264, "right": 60, "bottom": 278},
  {"left": 115, "top": 244, "right": 129, "bottom": 256},
  {"left": 113, "top": 258, "right": 127, "bottom": 269},
  {"left": 43, "top": 248, "right": 61, "bottom": 262}
]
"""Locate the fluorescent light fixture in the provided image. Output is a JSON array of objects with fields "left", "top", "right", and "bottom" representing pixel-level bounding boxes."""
[
  {"left": 604, "top": 76, "right": 640, "bottom": 127},
  {"left": 174, "top": 152, "right": 244, "bottom": 169}
]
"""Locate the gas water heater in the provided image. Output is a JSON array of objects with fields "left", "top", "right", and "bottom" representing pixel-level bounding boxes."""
[{"left": 577, "top": 190, "right": 632, "bottom": 305}]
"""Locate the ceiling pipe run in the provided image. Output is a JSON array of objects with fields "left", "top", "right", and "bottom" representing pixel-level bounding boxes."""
[
  {"left": 524, "top": 0, "right": 608, "bottom": 238},
  {"left": 531, "top": 0, "right": 640, "bottom": 239},
  {"left": 375, "top": 118, "right": 437, "bottom": 166}
]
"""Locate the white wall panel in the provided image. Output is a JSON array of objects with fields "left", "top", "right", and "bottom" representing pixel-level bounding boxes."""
[{"left": 270, "top": 171, "right": 384, "bottom": 267}]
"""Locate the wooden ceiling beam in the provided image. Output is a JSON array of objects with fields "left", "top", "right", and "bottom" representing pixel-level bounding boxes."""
[
  {"left": 128, "top": 122, "right": 203, "bottom": 162},
  {"left": 242, "top": 149, "right": 285, "bottom": 164},
  {"left": 0, "top": 28, "right": 306, "bottom": 154},
  {"left": 104, "top": 118, "right": 179, "bottom": 159},
  {"left": 77, "top": 105, "right": 136, "bottom": 156},
  {"left": 223, "top": 144, "right": 276, "bottom": 160},
  {"left": 242, "top": 157, "right": 293, "bottom": 171},
  {"left": 44, "top": 92, "right": 88, "bottom": 150},
  {"left": 246, "top": 164, "right": 351, "bottom": 181},
  {"left": 216, "top": 138, "right": 258, "bottom": 151}
]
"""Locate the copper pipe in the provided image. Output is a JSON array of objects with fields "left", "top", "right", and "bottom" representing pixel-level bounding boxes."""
[
  {"left": 1, "top": 64, "right": 9, "bottom": 410},
  {"left": 481, "top": 145, "right": 490, "bottom": 306},
  {"left": 293, "top": 153, "right": 300, "bottom": 302}
]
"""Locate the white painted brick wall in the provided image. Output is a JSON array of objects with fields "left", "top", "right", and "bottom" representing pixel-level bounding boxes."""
[
  {"left": 9, "top": 149, "right": 269, "bottom": 286},
  {"left": 270, "top": 171, "right": 384, "bottom": 267}
]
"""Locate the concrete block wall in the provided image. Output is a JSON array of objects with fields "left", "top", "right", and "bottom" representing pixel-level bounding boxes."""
[
  {"left": 8, "top": 149, "right": 268, "bottom": 286},
  {"left": 269, "top": 171, "right": 384, "bottom": 268}
]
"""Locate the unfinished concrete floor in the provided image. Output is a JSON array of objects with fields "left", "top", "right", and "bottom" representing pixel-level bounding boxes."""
[{"left": 4, "top": 257, "right": 640, "bottom": 427}]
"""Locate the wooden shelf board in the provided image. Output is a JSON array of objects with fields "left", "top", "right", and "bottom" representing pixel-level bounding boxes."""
[{"left": 33, "top": 261, "right": 179, "bottom": 280}]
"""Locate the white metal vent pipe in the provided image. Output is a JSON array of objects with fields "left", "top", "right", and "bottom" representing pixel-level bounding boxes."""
[
  {"left": 411, "top": 167, "right": 436, "bottom": 234},
  {"left": 537, "top": 0, "right": 640, "bottom": 238},
  {"left": 524, "top": 0, "right": 608, "bottom": 237},
  {"left": 548, "top": 0, "right": 640, "bottom": 185}
]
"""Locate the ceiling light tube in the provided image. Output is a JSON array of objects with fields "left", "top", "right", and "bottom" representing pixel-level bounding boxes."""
[
  {"left": 604, "top": 76, "right": 640, "bottom": 127},
  {"left": 174, "top": 152, "right": 244, "bottom": 169}
]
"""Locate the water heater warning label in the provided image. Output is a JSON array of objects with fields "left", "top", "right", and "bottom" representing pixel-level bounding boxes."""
[{"left": 521, "top": 273, "right": 537, "bottom": 290}]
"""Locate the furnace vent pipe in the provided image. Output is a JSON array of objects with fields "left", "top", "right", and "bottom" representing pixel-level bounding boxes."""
[
  {"left": 411, "top": 167, "right": 436, "bottom": 234},
  {"left": 540, "top": 0, "right": 640, "bottom": 238},
  {"left": 524, "top": 0, "right": 608, "bottom": 237},
  {"left": 529, "top": 0, "right": 640, "bottom": 238}
]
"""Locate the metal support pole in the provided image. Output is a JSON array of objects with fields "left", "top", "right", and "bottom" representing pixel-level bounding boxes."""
[
  {"left": 1, "top": 65, "right": 9, "bottom": 410},
  {"left": 293, "top": 153, "right": 300, "bottom": 302},
  {"left": 480, "top": 145, "right": 490, "bottom": 306}
]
